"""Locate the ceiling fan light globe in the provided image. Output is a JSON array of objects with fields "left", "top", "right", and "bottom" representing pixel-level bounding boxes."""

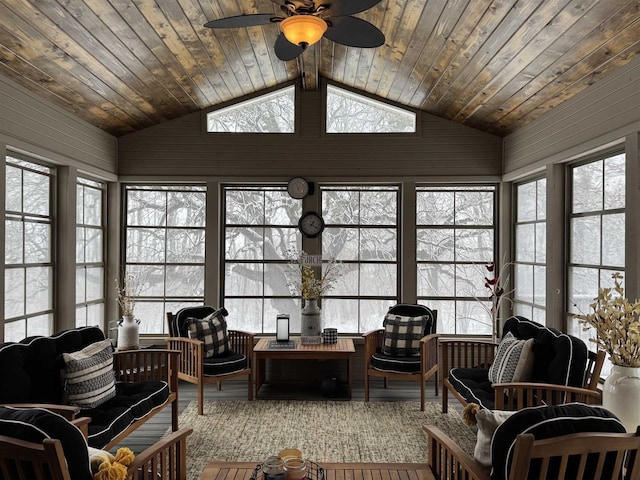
[{"left": 280, "top": 15, "right": 327, "bottom": 48}]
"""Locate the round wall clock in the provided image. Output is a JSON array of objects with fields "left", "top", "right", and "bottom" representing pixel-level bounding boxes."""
[
  {"left": 287, "top": 177, "right": 312, "bottom": 199},
  {"left": 298, "top": 211, "right": 325, "bottom": 238}
]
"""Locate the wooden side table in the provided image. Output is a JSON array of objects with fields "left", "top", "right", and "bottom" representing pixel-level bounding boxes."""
[{"left": 253, "top": 337, "right": 356, "bottom": 399}]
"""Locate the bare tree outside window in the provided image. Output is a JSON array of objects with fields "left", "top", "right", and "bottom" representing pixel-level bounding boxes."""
[
  {"left": 76, "top": 178, "right": 105, "bottom": 329},
  {"left": 124, "top": 185, "right": 206, "bottom": 334},
  {"left": 222, "top": 186, "right": 302, "bottom": 333},
  {"left": 321, "top": 185, "right": 399, "bottom": 333},
  {"left": 207, "top": 86, "right": 295, "bottom": 133},
  {"left": 326, "top": 85, "right": 415, "bottom": 133},
  {"left": 568, "top": 153, "right": 625, "bottom": 377},
  {"left": 514, "top": 178, "right": 546, "bottom": 324},
  {"left": 416, "top": 185, "right": 497, "bottom": 335},
  {"left": 4, "top": 156, "right": 53, "bottom": 342}
]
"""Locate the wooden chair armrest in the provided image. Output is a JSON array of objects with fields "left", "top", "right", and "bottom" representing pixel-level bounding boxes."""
[
  {"left": 439, "top": 338, "right": 499, "bottom": 347},
  {"left": 228, "top": 329, "right": 254, "bottom": 337},
  {"left": 362, "top": 328, "right": 385, "bottom": 338},
  {"left": 113, "top": 349, "right": 180, "bottom": 393},
  {"left": 2, "top": 403, "right": 80, "bottom": 420},
  {"left": 420, "top": 334, "right": 439, "bottom": 371},
  {"left": 127, "top": 428, "right": 192, "bottom": 480},
  {"left": 423, "top": 425, "right": 490, "bottom": 480},
  {"left": 362, "top": 329, "right": 384, "bottom": 362},
  {"left": 71, "top": 416, "right": 91, "bottom": 438},
  {"left": 493, "top": 382, "right": 602, "bottom": 410},
  {"left": 420, "top": 333, "right": 440, "bottom": 343}
]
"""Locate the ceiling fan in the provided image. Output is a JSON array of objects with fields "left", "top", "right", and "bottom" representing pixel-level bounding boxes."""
[{"left": 204, "top": 0, "right": 385, "bottom": 61}]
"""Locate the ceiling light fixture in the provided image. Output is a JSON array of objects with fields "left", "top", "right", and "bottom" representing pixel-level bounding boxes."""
[{"left": 279, "top": 15, "right": 327, "bottom": 50}]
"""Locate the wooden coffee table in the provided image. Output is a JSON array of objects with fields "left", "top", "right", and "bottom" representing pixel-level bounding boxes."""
[
  {"left": 253, "top": 337, "right": 356, "bottom": 399},
  {"left": 200, "top": 462, "right": 435, "bottom": 480}
]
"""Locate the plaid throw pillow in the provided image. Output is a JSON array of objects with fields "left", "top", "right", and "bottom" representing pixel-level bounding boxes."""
[
  {"left": 187, "top": 313, "right": 229, "bottom": 358},
  {"left": 381, "top": 314, "right": 428, "bottom": 357}
]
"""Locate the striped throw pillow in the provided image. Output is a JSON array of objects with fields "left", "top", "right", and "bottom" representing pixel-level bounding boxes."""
[
  {"left": 488, "top": 332, "right": 535, "bottom": 384},
  {"left": 62, "top": 339, "right": 116, "bottom": 409}
]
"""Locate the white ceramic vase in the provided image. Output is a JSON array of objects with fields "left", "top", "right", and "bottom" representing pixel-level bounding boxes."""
[
  {"left": 301, "top": 298, "right": 322, "bottom": 344},
  {"left": 603, "top": 365, "right": 640, "bottom": 432},
  {"left": 117, "top": 314, "right": 139, "bottom": 351}
]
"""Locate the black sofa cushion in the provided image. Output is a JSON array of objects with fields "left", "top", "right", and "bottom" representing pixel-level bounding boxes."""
[
  {"left": 202, "top": 351, "right": 248, "bottom": 376},
  {"left": 370, "top": 351, "right": 421, "bottom": 373},
  {"left": 490, "top": 403, "right": 626, "bottom": 480},
  {"left": 446, "top": 317, "right": 589, "bottom": 410},
  {"left": 83, "top": 380, "right": 170, "bottom": 448},
  {"left": 0, "top": 406, "right": 92, "bottom": 480},
  {"left": 0, "top": 326, "right": 171, "bottom": 449}
]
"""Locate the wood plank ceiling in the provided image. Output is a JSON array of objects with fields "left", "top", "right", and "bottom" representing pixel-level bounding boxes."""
[{"left": 1, "top": 0, "right": 640, "bottom": 137}]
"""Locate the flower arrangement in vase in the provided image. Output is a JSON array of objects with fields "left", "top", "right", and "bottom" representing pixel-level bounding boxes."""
[
  {"left": 115, "top": 272, "right": 141, "bottom": 350},
  {"left": 574, "top": 272, "right": 640, "bottom": 432},
  {"left": 286, "top": 250, "right": 342, "bottom": 343}
]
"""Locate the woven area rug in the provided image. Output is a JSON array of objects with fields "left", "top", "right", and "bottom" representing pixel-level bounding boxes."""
[{"left": 174, "top": 400, "right": 476, "bottom": 480}]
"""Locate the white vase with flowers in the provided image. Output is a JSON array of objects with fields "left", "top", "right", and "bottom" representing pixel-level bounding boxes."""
[
  {"left": 575, "top": 272, "right": 640, "bottom": 432},
  {"left": 115, "top": 273, "right": 141, "bottom": 351}
]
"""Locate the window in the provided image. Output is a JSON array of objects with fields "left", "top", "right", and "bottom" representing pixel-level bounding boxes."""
[
  {"left": 416, "top": 185, "right": 497, "bottom": 334},
  {"left": 568, "top": 153, "right": 625, "bottom": 376},
  {"left": 4, "top": 156, "right": 54, "bottom": 342},
  {"left": 222, "top": 186, "right": 302, "bottom": 332},
  {"left": 513, "top": 178, "right": 546, "bottom": 323},
  {"left": 206, "top": 86, "right": 295, "bottom": 133},
  {"left": 321, "top": 185, "right": 399, "bottom": 333},
  {"left": 76, "top": 178, "right": 105, "bottom": 328},
  {"left": 124, "top": 185, "right": 206, "bottom": 334},
  {"left": 326, "top": 85, "right": 416, "bottom": 133}
]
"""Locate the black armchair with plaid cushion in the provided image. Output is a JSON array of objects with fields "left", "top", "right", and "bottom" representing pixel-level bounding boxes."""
[
  {"left": 166, "top": 306, "right": 253, "bottom": 415},
  {"left": 363, "top": 304, "right": 439, "bottom": 411}
]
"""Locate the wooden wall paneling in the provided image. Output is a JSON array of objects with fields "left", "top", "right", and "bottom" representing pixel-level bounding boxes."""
[
  {"left": 503, "top": 53, "right": 640, "bottom": 175},
  {"left": 358, "top": 0, "right": 408, "bottom": 95},
  {"left": 399, "top": 0, "right": 470, "bottom": 106},
  {"left": 402, "top": 0, "right": 491, "bottom": 108},
  {"left": 0, "top": 76, "right": 117, "bottom": 175},
  {"left": 417, "top": 0, "right": 518, "bottom": 112},
  {"left": 497, "top": 10, "right": 640, "bottom": 133},
  {"left": 445, "top": 0, "right": 578, "bottom": 123},
  {"left": 33, "top": 0, "right": 172, "bottom": 124},
  {"left": 470, "top": 0, "right": 630, "bottom": 132},
  {"left": 107, "top": 0, "right": 210, "bottom": 108},
  {"left": 426, "top": 0, "right": 546, "bottom": 118},
  {"left": 4, "top": 1, "right": 162, "bottom": 129}
]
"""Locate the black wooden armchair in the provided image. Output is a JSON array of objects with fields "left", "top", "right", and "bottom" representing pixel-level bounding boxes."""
[
  {"left": 363, "top": 303, "right": 439, "bottom": 411},
  {"left": 166, "top": 306, "right": 253, "bottom": 415},
  {"left": 441, "top": 316, "right": 604, "bottom": 413},
  {"left": 0, "top": 406, "right": 192, "bottom": 480},
  {"left": 425, "top": 403, "right": 640, "bottom": 480}
]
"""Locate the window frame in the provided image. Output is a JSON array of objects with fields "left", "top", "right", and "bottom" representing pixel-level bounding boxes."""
[
  {"left": 319, "top": 183, "right": 401, "bottom": 334},
  {"left": 4, "top": 153, "right": 55, "bottom": 341},
  {"left": 415, "top": 183, "right": 499, "bottom": 335},
  {"left": 122, "top": 183, "right": 207, "bottom": 335},
  {"left": 75, "top": 176, "right": 106, "bottom": 329}
]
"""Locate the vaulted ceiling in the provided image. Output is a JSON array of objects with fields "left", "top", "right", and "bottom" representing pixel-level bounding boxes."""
[{"left": 1, "top": 0, "right": 640, "bottom": 137}]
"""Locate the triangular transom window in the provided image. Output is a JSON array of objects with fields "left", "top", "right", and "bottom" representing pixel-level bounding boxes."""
[
  {"left": 207, "top": 85, "right": 295, "bottom": 133},
  {"left": 326, "top": 85, "right": 416, "bottom": 133}
]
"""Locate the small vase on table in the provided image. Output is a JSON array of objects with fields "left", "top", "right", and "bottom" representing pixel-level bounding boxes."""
[
  {"left": 301, "top": 298, "right": 322, "bottom": 345},
  {"left": 117, "top": 314, "right": 139, "bottom": 351}
]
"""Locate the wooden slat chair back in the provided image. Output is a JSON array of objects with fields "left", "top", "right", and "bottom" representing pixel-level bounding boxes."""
[
  {"left": 0, "top": 435, "right": 70, "bottom": 480},
  {"left": 509, "top": 429, "right": 640, "bottom": 480}
]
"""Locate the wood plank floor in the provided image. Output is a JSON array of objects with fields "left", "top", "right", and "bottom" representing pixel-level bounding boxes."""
[{"left": 118, "top": 378, "right": 443, "bottom": 454}]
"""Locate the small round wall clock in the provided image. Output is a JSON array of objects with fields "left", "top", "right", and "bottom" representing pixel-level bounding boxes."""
[
  {"left": 298, "top": 211, "right": 325, "bottom": 238},
  {"left": 287, "top": 177, "right": 312, "bottom": 199}
]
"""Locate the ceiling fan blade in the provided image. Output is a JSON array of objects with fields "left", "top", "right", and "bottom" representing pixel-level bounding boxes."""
[
  {"left": 321, "top": 0, "right": 383, "bottom": 17},
  {"left": 324, "top": 16, "right": 385, "bottom": 48},
  {"left": 274, "top": 33, "right": 305, "bottom": 61},
  {"left": 204, "top": 14, "right": 278, "bottom": 29}
]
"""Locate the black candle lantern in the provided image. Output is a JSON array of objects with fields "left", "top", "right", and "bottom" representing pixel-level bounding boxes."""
[{"left": 276, "top": 314, "right": 290, "bottom": 342}]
